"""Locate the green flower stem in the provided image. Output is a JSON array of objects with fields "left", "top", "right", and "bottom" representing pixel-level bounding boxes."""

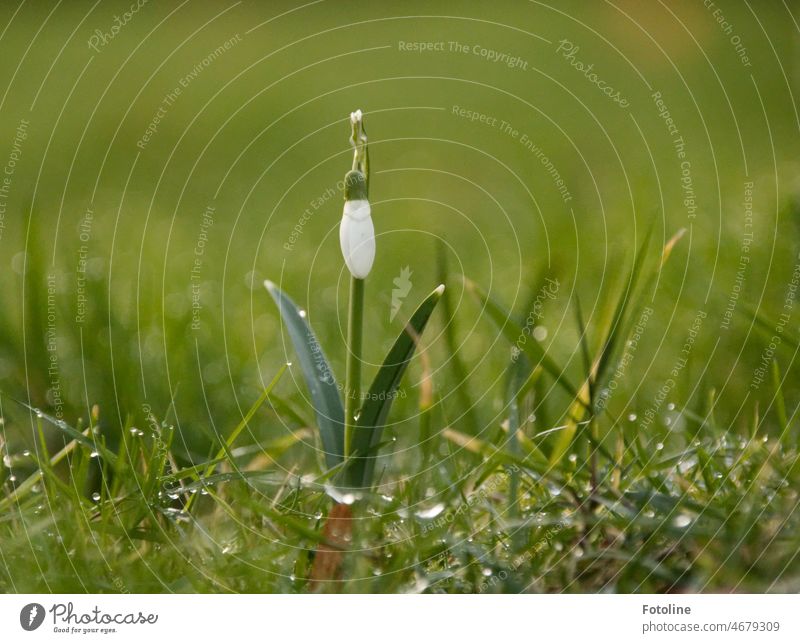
[{"left": 344, "top": 274, "right": 364, "bottom": 459}]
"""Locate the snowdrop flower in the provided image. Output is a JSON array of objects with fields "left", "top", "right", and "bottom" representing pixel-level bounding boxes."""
[{"left": 340, "top": 169, "right": 374, "bottom": 279}]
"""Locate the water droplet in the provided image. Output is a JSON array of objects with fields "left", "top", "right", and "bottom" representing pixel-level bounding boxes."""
[
  {"left": 573, "top": 546, "right": 584, "bottom": 558},
  {"left": 324, "top": 483, "right": 359, "bottom": 505},
  {"left": 667, "top": 403, "right": 676, "bottom": 411},
  {"left": 92, "top": 492, "right": 101, "bottom": 502},
  {"left": 298, "top": 310, "right": 307, "bottom": 318},
  {"left": 568, "top": 453, "right": 577, "bottom": 463},
  {"left": 655, "top": 442, "right": 664, "bottom": 451},
  {"left": 22, "top": 450, "right": 31, "bottom": 457},
  {"left": 89, "top": 451, "right": 100, "bottom": 458},
  {"left": 673, "top": 514, "right": 691, "bottom": 528},
  {"left": 627, "top": 413, "right": 637, "bottom": 422},
  {"left": 415, "top": 503, "right": 445, "bottom": 519},
  {"left": 481, "top": 568, "right": 492, "bottom": 577}
]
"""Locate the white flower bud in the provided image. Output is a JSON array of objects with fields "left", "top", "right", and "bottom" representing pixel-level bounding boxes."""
[{"left": 340, "top": 170, "right": 374, "bottom": 279}]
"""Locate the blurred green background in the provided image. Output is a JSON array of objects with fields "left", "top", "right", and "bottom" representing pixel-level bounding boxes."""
[{"left": 0, "top": 0, "right": 798, "bottom": 473}]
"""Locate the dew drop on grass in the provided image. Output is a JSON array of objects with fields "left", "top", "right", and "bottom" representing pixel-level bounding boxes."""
[
  {"left": 415, "top": 503, "right": 445, "bottom": 519},
  {"left": 568, "top": 453, "right": 577, "bottom": 463},
  {"left": 627, "top": 413, "right": 637, "bottom": 422},
  {"left": 22, "top": 450, "right": 30, "bottom": 457},
  {"left": 324, "top": 483, "right": 359, "bottom": 505},
  {"left": 673, "top": 514, "right": 692, "bottom": 528},
  {"left": 298, "top": 310, "right": 307, "bottom": 318},
  {"left": 655, "top": 442, "right": 664, "bottom": 451},
  {"left": 89, "top": 451, "right": 100, "bottom": 458},
  {"left": 92, "top": 492, "right": 101, "bottom": 502},
  {"left": 667, "top": 403, "right": 676, "bottom": 411},
  {"left": 481, "top": 568, "right": 492, "bottom": 577}
]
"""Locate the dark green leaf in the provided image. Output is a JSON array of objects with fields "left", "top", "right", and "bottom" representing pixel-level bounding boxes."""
[
  {"left": 265, "top": 280, "right": 344, "bottom": 468},
  {"left": 347, "top": 284, "right": 445, "bottom": 487}
]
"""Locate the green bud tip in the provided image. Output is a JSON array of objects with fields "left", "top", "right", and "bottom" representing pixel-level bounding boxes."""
[{"left": 343, "top": 170, "right": 368, "bottom": 201}]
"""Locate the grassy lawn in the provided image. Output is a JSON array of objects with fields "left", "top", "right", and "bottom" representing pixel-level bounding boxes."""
[{"left": 1, "top": 0, "right": 799, "bottom": 593}]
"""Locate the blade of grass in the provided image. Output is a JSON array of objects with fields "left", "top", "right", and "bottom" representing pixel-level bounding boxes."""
[
  {"left": 185, "top": 365, "right": 287, "bottom": 512},
  {"left": 465, "top": 278, "right": 582, "bottom": 404},
  {"left": 436, "top": 240, "right": 479, "bottom": 432}
]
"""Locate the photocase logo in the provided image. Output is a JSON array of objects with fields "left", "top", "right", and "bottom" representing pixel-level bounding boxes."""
[
  {"left": 390, "top": 266, "right": 413, "bottom": 321},
  {"left": 20, "top": 603, "right": 45, "bottom": 631}
]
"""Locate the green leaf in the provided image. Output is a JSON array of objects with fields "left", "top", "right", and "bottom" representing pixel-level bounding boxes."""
[
  {"left": 347, "top": 284, "right": 445, "bottom": 487},
  {"left": 466, "top": 279, "right": 582, "bottom": 404},
  {"left": 264, "top": 280, "right": 344, "bottom": 468},
  {"left": 190, "top": 364, "right": 288, "bottom": 502},
  {"left": 594, "top": 228, "right": 653, "bottom": 388},
  {"left": 8, "top": 397, "right": 117, "bottom": 466}
]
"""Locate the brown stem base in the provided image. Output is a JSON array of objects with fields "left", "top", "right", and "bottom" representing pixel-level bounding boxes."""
[{"left": 309, "top": 503, "right": 352, "bottom": 591}]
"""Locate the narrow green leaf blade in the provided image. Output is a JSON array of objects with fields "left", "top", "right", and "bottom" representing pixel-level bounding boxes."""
[
  {"left": 594, "top": 228, "right": 652, "bottom": 387},
  {"left": 201, "top": 364, "right": 288, "bottom": 480},
  {"left": 264, "top": 280, "right": 344, "bottom": 468},
  {"left": 349, "top": 284, "right": 445, "bottom": 487},
  {"left": 466, "top": 279, "right": 581, "bottom": 402}
]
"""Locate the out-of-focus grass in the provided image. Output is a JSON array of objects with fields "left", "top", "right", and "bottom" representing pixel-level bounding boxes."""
[{"left": 1, "top": 1, "right": 799, "bottom": 592}]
